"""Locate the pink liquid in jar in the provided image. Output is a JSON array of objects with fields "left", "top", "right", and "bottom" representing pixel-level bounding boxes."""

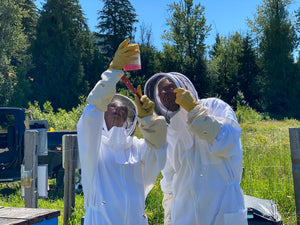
[{"left": 123, "top": 53, "right": 141, "bottom": 71}]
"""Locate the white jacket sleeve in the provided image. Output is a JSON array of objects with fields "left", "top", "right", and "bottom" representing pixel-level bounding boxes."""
[
  {"left": 136, "top": 114, "right": 167, "bottom": 197},
  {"left": 189, "top": 98, "right": 242, "bottom": 158},
  {"left": 77, "top": 69, "right": 123, "bottom": 189},
  {"left": 87, "top": 69, "right": 123, "bottom": 111},
  {"left": 137, "top": 114, "right": 167, "bottom": 150},
  {"left": 137, "top": 114, "right": 167, "bottom": 196},
  {"left": 187, "top": 104, "right": 222, "bottom": 143},
  {"left": 77, "top": 104, "right": 103, "bottom": 188}
]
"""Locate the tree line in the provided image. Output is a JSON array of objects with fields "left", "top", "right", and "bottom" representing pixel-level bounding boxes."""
[{"left": 0, "top": 0, "right": 300, "bottom": 119}]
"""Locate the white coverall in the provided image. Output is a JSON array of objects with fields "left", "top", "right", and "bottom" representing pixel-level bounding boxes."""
[
  {"left": 161, "top": 98, "right": 248, "bottom": 225},
  {"left": 77, "top": 69, "right": 167, "bottom": 225}
]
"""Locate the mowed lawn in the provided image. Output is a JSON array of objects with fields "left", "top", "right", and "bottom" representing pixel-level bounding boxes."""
[{"left": 0, "top": 119, "right": 299, "bottom": 225}]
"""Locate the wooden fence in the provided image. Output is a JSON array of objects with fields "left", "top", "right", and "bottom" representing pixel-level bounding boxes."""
[
  {"left": 289, "top": 128, "right": 300, "bottom": 225},
  {"left": 62, "top": 134, "right": 79, "bottom": 225}
]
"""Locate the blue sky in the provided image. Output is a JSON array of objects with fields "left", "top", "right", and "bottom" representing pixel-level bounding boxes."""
[{"left": 36, "top": 0, "right": 299, "bottom": 51}]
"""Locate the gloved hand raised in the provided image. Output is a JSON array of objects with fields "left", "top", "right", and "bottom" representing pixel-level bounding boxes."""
[
  {"left": 109, "top": 39, "right": 140, "bottom": 70},
  {"left": 174, "top": 88, "right": 199, "bottom": 112},
  {"left": 134, "top": 85, "right": 155, "bottom": 118}
]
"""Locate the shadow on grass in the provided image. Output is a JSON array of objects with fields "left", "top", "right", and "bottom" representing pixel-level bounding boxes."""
[
  {"left": 0, "top": 179, "right": 82, "bottom": 202},
  {"left": 47, "top": 179, "right": 83, "bottom": 200},
  {"left": 47, "top": 180, "right": 64, "bottom": 200},
  {"left": 0, "top": 182, "right": 20, "bottom": 197},
  {"left": 0, "top": 181, "right": 64, "bottom": 200}
]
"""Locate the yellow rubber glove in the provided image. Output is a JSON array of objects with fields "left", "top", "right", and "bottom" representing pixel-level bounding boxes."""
[
  {"left": 109, "top": 39, "right": 140, "bottom": 70},
  {"left": 134, "top": 85, "right": 155, "bottom": 118},
  {"left": 174, "top": 88, "right": 199, "bottom": 112}
]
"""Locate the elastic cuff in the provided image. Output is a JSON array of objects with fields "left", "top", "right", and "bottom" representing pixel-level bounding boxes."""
[
  {"left": 187, "top": 104, "right": 208, "bottom": 123},
  {"left": 138, "top": 114, "right": 156, "bottom": 126},
  {"left": 102, "top": 69, "right": 124, "bottom": 82}
]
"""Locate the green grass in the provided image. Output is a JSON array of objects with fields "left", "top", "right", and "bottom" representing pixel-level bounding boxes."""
[
  {"left": 1, "top": 119, "right": 300, "bottom": 224},
  {"left": 240, "top": 119, "right": 300, "bottom": 225}
]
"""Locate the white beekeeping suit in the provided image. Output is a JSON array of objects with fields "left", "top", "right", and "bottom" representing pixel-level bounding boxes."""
[
  {"left": 144, "top": 72, "right": 248, "bottom": 225},
  {"left": 77, "top": 39, "right": 167, "bottom": 225}
]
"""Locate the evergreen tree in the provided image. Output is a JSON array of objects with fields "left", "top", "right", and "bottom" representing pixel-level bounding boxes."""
[
  {"left": 296, "top": 8, "right": 300, "bottom": 62},
  {"left": 21, "top": 0, "right": 38, "bottom": 42},
  {"left": 248, "top": 0, "right": 298, "bottom": 118},
  {"left": 83, "top": 32, "right": 107, "bottom": 88},
  {"left": 0, "top": 0, "right": 35, "bottom": 107},
  {"left": 237, "top": 35, "right": 262, "bottom": 110},
  {"left": 162, "top": 0, "right": 211, "bottom": 97},
  {"left": 209, "top": 33, "right": 221, "bottom": 58},
  {"left": 208, "top": 32, "right": 244, "bottom": 108},
  {"left": 96, "top": 0, "right": 138, "bottom": 62},
  {"left": 13, "top": 0, "right": 38, "bottom": 107},
  {"left": 160, "top": 44, "right": 182, "bottom": 73},
  {"left": 30, "top": 0, "right": 94, "bottom": 110}
]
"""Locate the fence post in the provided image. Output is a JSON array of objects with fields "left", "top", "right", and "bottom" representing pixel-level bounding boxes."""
[
  {"left": 289, "top": 128, "right": 300, "bottom": 225},
  {"left": 24, "top": 130, "right": 38, "bottom": 208},
  {"left": 63, "top": 134, "right": 78, "bottom": 225}
]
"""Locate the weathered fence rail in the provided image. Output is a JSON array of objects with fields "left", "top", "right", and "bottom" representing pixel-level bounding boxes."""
[
  {"left": 23, "top": 130, "right": 39, "bottom": 208},
  {"left": 62, "top": 134, "right": 79, "bottom": 225},
  {"left": 289, "top": 128, "right": 300, "bottom": 225}
]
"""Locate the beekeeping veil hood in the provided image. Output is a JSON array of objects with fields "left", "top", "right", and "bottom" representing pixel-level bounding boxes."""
[
  {"left": 103, "top": 94, "right": 137, "bottom": 137},
  {"left": 144, "top": 72, "right": 198, "bottom": 120},
  {"left": 101, "top": 94, "right": 139, "bottom": 164}
]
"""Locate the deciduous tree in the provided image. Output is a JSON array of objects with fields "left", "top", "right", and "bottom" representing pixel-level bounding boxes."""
[
  {"left": 162, "top": 0, "right": 211, "bottom": 97},
  {"left": 248, "top": 0, "right": 298, "bottom": 118}
]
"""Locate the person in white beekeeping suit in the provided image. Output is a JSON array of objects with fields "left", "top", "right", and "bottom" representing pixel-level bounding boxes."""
[
  {"left": 77, "top": 39, "right": 167, "bottom": 225},
  {"left": 144, "top": 72, "right": 248, "bottom": 225}
]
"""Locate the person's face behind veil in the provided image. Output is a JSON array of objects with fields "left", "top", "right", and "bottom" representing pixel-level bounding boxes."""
[
  {"left": 104, "top": 100, "right": 128, "bottom": 131},
  {"left": 157, "top": 78, "right": 180, "bottom": 112}
]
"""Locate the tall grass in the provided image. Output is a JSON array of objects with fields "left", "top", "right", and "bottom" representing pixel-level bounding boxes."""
[
  {"left": 240, "top": 119, "right": 299, "bottom": 224},
  {"left": 1, "top": 102, "right": 299, "bottom": 224}
]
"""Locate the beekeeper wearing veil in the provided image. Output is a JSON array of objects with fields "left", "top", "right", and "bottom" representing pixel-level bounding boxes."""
[
  {"left": 144, "top": 72, "right": 248, "bottom": 225},
  {"left": 77, "top": 39, "right": 167, "bottom": 225}
]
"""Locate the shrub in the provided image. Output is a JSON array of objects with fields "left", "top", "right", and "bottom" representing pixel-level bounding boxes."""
[
  {"left": 28, "top": 96, "right": 87, "bottom": 131},
  {"left": 235, "top": 102, "right": 270, "bottom": 124}
]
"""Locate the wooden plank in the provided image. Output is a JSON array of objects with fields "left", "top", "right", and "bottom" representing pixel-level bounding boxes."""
[
  {"left": 24, "top": 130, "right": 38, "bottom": 208},
  {"left": 0, "top": 207, "right": 60, "bottom": 224},
  {"left": 0, "top": 218, "right": 28, "bottom": 225},
  {"left": 289, "top": 128, "right": 300, "bottom": 225},
  {"left": 63, "top": 135, "right": 78, "bottom": 225}
]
